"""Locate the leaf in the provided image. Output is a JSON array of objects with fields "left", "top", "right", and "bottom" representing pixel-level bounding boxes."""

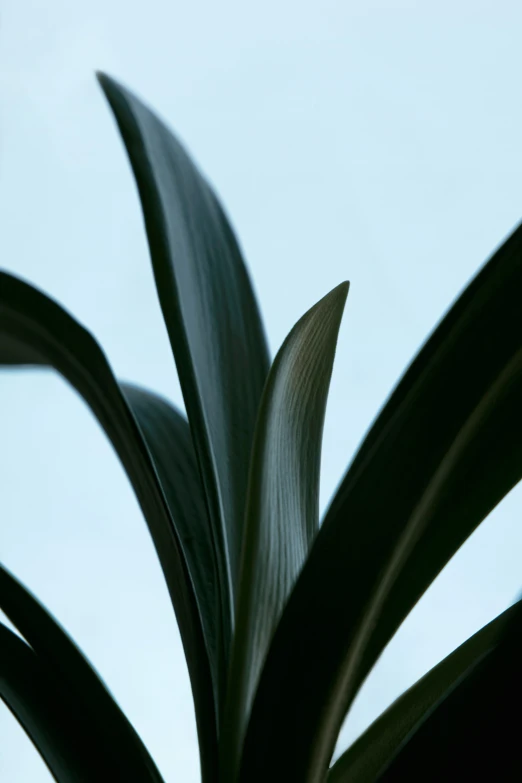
[
  {"left": 97, "top": 74, "right": 271, "bottom": 672},
  {"left": 121, "top": 382, "right": 220, "bottom": 707},
  {"left": 241, "top": 222, "right": 522, "bottom": 782},
  {"left": 1, "top": 621, "right": 98, "bottom": 782},
  {"left": 0, "top": 270, "right": 218, "bottom": 780},
  {"left": 327, "top": 602, "right": 518, "bottom": 783},
  {"left": 377, "top": 598, "right": 522, "bottom": 780},
  {"left": 222, "top": 282, "right": 348, "bottom": 781},
  {"left": 0, "top": 573, "right": 164, "bottom": 782}
]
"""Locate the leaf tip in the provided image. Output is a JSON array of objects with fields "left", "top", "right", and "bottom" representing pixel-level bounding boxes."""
[
  {"left": 95, "top": 70, "right": 110, "bottom": 89},
  {"left": 337, "top": 279, "right": 350, "bottom": 299},
  {"left": 325, "top": 280, "right": 350, "bottom": 313},
  {"left": 95, "top": 71, "right": 124, "bottom": 104}
]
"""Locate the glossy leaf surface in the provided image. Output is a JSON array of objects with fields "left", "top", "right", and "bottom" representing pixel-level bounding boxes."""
[
  {"left": 223, "top": 282, "right": 348, "bottom": 780},
  {"left": 98, "top": 75, "right": 271, "bottom": 667}
]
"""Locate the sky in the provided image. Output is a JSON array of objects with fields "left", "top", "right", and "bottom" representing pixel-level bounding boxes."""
[{"left": 2, "top": 1, "right": 522, "bottom": 780}]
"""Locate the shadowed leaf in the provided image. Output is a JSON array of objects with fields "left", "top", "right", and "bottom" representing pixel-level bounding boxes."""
[
  {"left": 0, "top": 270, "right": 217, "bottom": 781},
  {"left": 328, "top": 602, "right": 518, "bottom": 782},
  {"left": 0, "top": 571, "right": 164, "bottom": 782},
  {"left": 242, "top": 223, "right": 522, "bottom": 782},
  {"left": 378, "top": 598, "right": 522, "bottom": 780},
  {"left": 121, "top": 382, "right": 220, "bottom": 708}
]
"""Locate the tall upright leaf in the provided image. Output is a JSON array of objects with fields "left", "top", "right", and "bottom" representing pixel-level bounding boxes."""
[
  {"left": 0, "top": 271, "right": 218, "bottom": 779},
  {"left": 97, "top": 75, "right": 271, "bottom": 666},
  {"left": 241, "top": 223, "right": 522, "bottom": 782},
  {"left": 223, "top": 283, "right": 348, "bottom": 781}
]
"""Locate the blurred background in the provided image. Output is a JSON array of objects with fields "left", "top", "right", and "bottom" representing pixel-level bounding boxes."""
[{"left": 2, "top": 1, "right": 522, "bottom": 779}]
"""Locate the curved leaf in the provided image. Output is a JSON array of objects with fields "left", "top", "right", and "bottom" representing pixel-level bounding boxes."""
[
  {"left": 0, "top": 270, "right": 217, "bottom": 780},
  {"left": 0, "top": 564, "right": 164, "bottom": 782},
  {"left": 122, "top": 382, "right": 220, "bottom": 706},
  {"left": 378, "top": 598, "right": 522, "bottom": 780},
  {"left": 241, "top": 223, "right": 522, "bottom": 782},
  {"left": 97, "top": 74, "right": 271, "bottom": 675},
  {"left": 328, "top": 602, "right": 518, "bottom": 783},
  {"left": 222, "top": 282, "right": 348, "bottom": 781},
  {"left": 0, "top": 621, "right": 128, "bottom": 781}
]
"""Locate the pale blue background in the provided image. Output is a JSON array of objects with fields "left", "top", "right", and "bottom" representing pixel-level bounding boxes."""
[{"left": 2, "top": 1, "right": 522, "bottom": 780}]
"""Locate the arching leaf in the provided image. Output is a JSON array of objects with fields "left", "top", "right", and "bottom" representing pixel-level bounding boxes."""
[
  {"left": 0, "top": 271, "right": 217, "bottom": 780},
  {"left": 0, "top": 621, "right": 139, "bottom": 782}
]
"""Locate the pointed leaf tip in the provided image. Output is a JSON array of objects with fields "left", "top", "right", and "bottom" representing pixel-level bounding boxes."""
[
  {"left": 97, "top": 73, "right": 271, "bottom": 729},
  {"left": 317, "top": 280, "right": 350, "bottom": 308},
  {"left": 221, "top": 281, "right": 348, "bottom": 782}
]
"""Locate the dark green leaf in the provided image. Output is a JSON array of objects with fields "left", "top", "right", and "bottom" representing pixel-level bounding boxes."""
[
  {"left": 241, "top": 223, "right": 522, "bottom": 782},
  {"left": 97, "top": 75, "right": 271, "bottom": 679},
  {"left": 121, "top": 383, "right": 220, "bottom": 709},
  {"left": 0, "top": 571, "right": 164, "bottom": 782},
  {"left": 0, "top": 270, "right": 217, "bottom": 780},
  {"left": 327, "top": 602, "right": 518, "bottom": 782},
  {"left": 222, "top": 282, "right": 348, "bottom": 781},
  {"left": 0, "top": 621, "right": 131, "bottom": 781},
  {"left": 378, "top": 598, "right": 522, "bottom": 781}
]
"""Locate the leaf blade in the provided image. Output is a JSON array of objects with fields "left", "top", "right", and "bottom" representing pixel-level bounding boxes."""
[
  {"left": 0, "top": 270, "right": 218, "bottom": 779},
  {"left": 121, "top": 382, "right": 221, "bottom": 708},
  {"left": 327, "top": 603, "right": 517, "bottom": 783},
  {"left": 97, "top": 74, "right": 271, "bottom": 661},
  {"left": 223, "top": 282, "right": 348, "bottom": 780},
  {"left": 0, "top": 622, "right": 129, "bottom": 782},
  {"left": 0, "top": 569, "right": 164, "bottom": 782},
  {"left": 377, "top": 598, "right": 522, "bottom": 780},
  {"left": 241, "top": 223, "right": 522, "bottom": 782}
]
